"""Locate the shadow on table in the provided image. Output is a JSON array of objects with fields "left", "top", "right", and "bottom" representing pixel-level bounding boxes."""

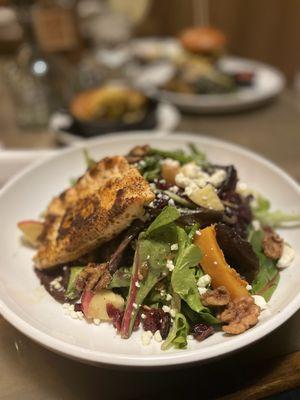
[{"left": 1, "top": 310, "right": 299, "bottom": 400}]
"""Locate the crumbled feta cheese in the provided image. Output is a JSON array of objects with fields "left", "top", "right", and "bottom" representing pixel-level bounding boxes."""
[
  {"left": 141, "top": 330, "right": 153, "bottom": 346},
  {"left": 133, "top": 303, "right": 138, "bottom": 310},
  {"left": 170, "top": 243, "right": 178, "bottom": 251},
  {"left": 164, "top": 158, "right": 180, "bottom": 169},
  {"left": 159, "top": 179, "right": 166, "bottom": 184},
  {"left": 166, "top": 259, "right": 175, "bottom": 271},
  {"left": 147, "top": 255, "right": 150, "bottom": 260},
  {"left": 170, "top": 309, "right": 176, "bottom": 318},
  {"left": 209, "top": 169, "right": 227, "bottom": 187},
  {"left": 237, "top": 182, "right": 248, "bottom": 192},
  {"left": 175, "top": 172, "right": 192, "bottom": 188},
  {"left": 252, "top": 220, "right": 261, "bottom": 231},
  {"left": 166, "top": 294, "right": 172, "bottom": 301},
  {"left": 93, "top": 318, "right": 101, "bottom": 325},
  {"left": 139, "top": 160, "right": 146, "bottom": 168},
  {"left": 198, "top": 287, "right": 208, "bottom": 295},
  {"left": 168, "top": 198, "right": 175, "bottom": 206},
  {"left": 70, "top": 310, "right": 78, "bottom": 319},
  {"left": 154, "top": 330, "right": 162, "bottom": 342},
  {"left": 246, "top": 284, "right": 252, "bottom": 291},
  {"left": 135, "top": 281, "right": 140, "bottom": 288},
  {"left": 197, "top": 274, "right": 211, "bottom": 288},
  {"left": 148, "top": 201, "right": 155, "bottom": 208},
  {"left": 184, "top": 182, "right": 199, "bottom": 196},
  {"left": 141, "top": 313, "right": 146, "bottom": 319},
  {"left": 187, "top": 335, "right": 194, "bottom": 340},
  {"left": 195, "top": 230, "right": 201, "bottom": 236},
  {"left": 162, "top": 305, "right": 170, "bottom": 313},
  {"left": 277, "top": 242, "right": 295, "bottom": 269},
  {"left": 169, "top": 185, "right": 179, "bottom": 193},
  {"left": 50, "top": 276, "right": 63, "bottom": 290},
  {"left": 77, "top": 311, "right": 84, "bottom": 320},
  {"left": 252, "top": 295, "right": 267, "bottom": 310},
  {"left": 160, "top": 289, "right": 166, "bottom": 297}
]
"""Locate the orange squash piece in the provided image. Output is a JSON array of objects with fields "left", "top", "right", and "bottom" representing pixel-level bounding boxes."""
[{"left": 194, "top": 225, "right": 250, "bottom": 300}]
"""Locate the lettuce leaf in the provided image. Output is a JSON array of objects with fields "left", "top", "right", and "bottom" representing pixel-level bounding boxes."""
[
  {"left": 250, "top": 230, "right": 280, "bottom": 301},
  {"left": 161, "top": 313, "right": 189, "bottom": 350},
  {"left": 171, "top": 226, "right": 204, "bottom": 313},
  {"left": 252, "top": 194, "right": 300, "bottom": 228}
]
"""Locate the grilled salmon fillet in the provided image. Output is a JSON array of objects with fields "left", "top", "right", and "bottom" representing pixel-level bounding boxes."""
[{"left": 35, "top": 156, "right": 154, "bottom": 269}]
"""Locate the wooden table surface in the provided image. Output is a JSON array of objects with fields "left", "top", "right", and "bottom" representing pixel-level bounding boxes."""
[{"left": 0, "top": 89, "right": 300, "bottom": 400}]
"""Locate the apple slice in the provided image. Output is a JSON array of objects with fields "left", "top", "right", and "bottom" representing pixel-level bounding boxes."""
[
  {"left": 17, "top": 220, "right": 44, "bottom": 247},
  {"left": 82, "top": 289, "right": 124, "bottom": 321}
]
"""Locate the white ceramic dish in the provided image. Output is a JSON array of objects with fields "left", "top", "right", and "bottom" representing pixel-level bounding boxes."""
[
  {"left": 147, "top": 56, "right": 285, "bottom": 113},
  {"left": 0, "top": 132, "right": 299, "bottom": 367}
]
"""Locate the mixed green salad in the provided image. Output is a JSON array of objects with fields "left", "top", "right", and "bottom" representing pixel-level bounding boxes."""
[{"left": 18, "top": 144, "right": 299, "bottom": 350}]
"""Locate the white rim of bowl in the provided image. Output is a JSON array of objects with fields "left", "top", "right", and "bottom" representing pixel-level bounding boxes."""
[{"left": 0, "top": 132, "right": 299, "bottom": 367}]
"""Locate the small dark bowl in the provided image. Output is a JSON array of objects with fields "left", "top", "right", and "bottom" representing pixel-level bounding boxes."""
[{"left": 66, "top": 98, "right": 158, "bottom": 138}]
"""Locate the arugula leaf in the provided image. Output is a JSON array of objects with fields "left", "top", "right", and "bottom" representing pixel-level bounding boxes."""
[
  {"left": 181, "top": 301, "right": 220, "bottom": 326},
  {"left": 69, "top": 177, "right": 77, "bottom": 186},
  {"left": 120, "top": 208, "right": 179, "bottom": 338},
  {"left": 145, "top": 206, "right": 180, "bottom": 236},
  {"left": 109, "top": 267, "right": 132, "bottom": 288},
  {"left": 65, "top": 266, "right": 84, "bottom": 300},
  {"left": 250, "top": 230, "right": 280, "bottom": 301},
  {"left": 171, "top": 226, "right": 204, "bottom": 313},
  {"left": 161, "top": 313, "right": 189, "bottom": 350},
  {"left": 149, "top": 145, "right": 208, "bottom": 167},
  {"left": 138, "top": 156, "right": 161, "bottom": 181},
  {"left": 188, "top": 143, "right": 207, "bottom": 166},
  {"left": 83, "top": 149, "right": 97, "bottom": 169}
]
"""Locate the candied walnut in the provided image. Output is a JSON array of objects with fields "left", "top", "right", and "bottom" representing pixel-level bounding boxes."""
[
  {"left": 126, "top": 145, "right": 150, "bottom": 163},
  {"left": 76, "top": 262, "right": 111, "bottom": 292},
  {"left": 202, "top": 286, "right": 230, "bottom": 306},
  {"left": 262, "top": 227, "right": 283, "bottom": 260},
  {"left": 218, "top": 296, "right": 260, "bottom": 335}
]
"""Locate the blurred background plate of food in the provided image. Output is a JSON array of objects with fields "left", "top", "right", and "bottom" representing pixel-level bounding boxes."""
[
  {"left": 129, "top": 27, "right": 285, "bottom": 113},
  {"left": 50, "top": 83, "right": 180, "bottom": 145}
]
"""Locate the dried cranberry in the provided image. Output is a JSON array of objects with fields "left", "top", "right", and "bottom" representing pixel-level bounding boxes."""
[
  {"left": 133, "top": 311, "right": 141, "bottom": 331},
  {"left": 156, "top": 181, "right": 172, "bottom": 190},
  {"left": 193, "top": 323, "right": 214, "bottom": 342},
  {"left": 142, "top": 308, "right": 171, "bottom": 338},
  {"left": 106, "top": 303, "right": 124, "bottom": 332},
  {"left": 74, "top": 303, "right": 82, "bottom": 312},
  {"left": 160, "top": 313, "right": 171, "bottom": 339}
]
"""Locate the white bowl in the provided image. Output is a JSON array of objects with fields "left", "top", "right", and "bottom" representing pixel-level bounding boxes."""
[{"left": 0, "top": 132, "right": 299, "bottom": 367}]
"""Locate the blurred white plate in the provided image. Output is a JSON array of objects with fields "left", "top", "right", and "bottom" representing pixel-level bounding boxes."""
[
  {"left": 0, "top": 150, "right": 56, "bottom": 188},
  {"left": 149, "top": 56, "right": 285, "bottom": 113},
  {"left": 51, "top": 102, "right": 180, "bottom": 145},
  {"left": 0, "top": 132, "right": 299, "bottom": 367}
]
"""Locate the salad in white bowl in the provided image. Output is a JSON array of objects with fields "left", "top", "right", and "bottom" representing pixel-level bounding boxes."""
[{"left": 17, "top": 143, "right": 299, "bottom": 351}]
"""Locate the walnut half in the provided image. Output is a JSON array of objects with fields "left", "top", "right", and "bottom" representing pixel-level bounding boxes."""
[
  {"left": 218, "top": 296, "right": 260, "bottom": 335},
  {"left": 76, "top": 262, "right": 111, "bottom": 292},
  {"left": 262, "top": 227, "right": 283, "bottom": 260},
  {"left": 202, "top": 286, "right": 230, "bottom": 306}
]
